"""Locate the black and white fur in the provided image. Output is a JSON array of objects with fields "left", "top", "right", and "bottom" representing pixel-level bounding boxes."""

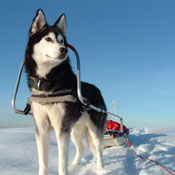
[{"left": 25, "top": 9, "right": 107, "bottom": 175}]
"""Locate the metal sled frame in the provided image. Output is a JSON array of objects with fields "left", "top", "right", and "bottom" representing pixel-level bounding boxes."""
[{"left": 12, "top": 44, "right": 124, "bottom": 133}]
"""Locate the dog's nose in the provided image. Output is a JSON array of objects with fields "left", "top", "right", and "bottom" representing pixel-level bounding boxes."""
[{"left": 60, "top": 47, "right": 68, "bottom": 55}]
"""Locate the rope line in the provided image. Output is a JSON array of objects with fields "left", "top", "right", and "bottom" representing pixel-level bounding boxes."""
[{"left": 125, "top": 139, "right": 174, "bottom": 175}]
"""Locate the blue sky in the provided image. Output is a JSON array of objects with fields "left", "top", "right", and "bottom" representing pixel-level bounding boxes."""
[{"left": 0, "top": 0, "right": 175, "bottom": 128}]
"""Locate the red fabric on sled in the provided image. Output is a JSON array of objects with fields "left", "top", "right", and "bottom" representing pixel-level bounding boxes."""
[{"left": 106, "top": 120, "right": 129, "bottom": 136}]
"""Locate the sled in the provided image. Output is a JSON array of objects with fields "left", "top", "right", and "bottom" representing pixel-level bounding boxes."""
[
  {"left": 103, "top": 120, "right": 129, "bottom": 148},
  {"left": 103, "top": 133, "right": 125, "bottom": 148},
  {"left": 103, "top": 102, "right": 129, "bottom": 148}
]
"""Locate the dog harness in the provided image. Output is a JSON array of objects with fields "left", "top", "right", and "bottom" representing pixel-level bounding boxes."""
[
  {"left": 28, "top": 76, "right": 77, "bottom": 104},
  {"left": 23, "top": 76, "right": 78, "bottom": 115},
  {"left": 23, "top": 91, "right": 77, "bottom": 115},
  {"left": 28, "top": 93, "right": 77, "bottom": 105}
]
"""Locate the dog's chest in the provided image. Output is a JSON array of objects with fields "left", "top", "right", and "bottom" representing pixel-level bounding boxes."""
[{"left": 32, "top": 102, "right": 66, "bottom": 125}]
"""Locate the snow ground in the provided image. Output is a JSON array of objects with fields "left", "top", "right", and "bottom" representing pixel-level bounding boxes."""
[{"left": 0, "top": 127, "right": 175, "bottom": 175}]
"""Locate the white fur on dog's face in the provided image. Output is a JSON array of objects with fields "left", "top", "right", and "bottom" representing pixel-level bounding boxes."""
[{"left": 33, "top": 32, "right": 67, "bottom": 78}]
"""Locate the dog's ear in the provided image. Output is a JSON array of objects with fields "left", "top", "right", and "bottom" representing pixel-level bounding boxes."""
[
  {"left": 29, "top": 9, "right": 47, "bottom": 36},
  {"left": 54, "top": 14, "right": 67, "bottom": 37}
]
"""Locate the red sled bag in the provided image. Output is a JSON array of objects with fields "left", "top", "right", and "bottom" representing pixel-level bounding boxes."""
[
  {"left": 106, "top": 120, "right": 129, "bottom": 136},
  {"left": 103, "top": 120, "right": 129, "bottom": 148}
]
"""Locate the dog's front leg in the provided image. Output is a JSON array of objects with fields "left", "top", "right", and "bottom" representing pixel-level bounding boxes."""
[
  {"left": 36, "top": 129, "right": 50, "bottom": 175},
  {"left": 32, "top": 103, "right": 50, "bottom": 175},
  {"left": 55, "top": 131, "right": 70, "bottom": 175}
]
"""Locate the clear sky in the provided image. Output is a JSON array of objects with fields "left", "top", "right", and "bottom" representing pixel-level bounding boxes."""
[{"left": 0, "top": 0, "right": 175, "bottom": 128}]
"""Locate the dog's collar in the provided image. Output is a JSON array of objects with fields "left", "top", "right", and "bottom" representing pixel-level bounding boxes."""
[{"left": 29, "top": 77, "right": 54, "bottom": 91}]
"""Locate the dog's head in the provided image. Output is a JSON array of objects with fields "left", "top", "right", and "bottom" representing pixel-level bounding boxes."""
[{"left": 26, "top": 9, "right": 68, "bottom": 78}]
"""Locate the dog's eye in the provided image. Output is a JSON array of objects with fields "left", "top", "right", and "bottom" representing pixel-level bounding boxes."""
[
  {"left": 57, "top": 35, "right": 64, "bottom": 44},
  {"left": 60, "top": 39, "right": 64, "bottom": 44},
  {"left": 45, "top": 37, "right": 53, "bottom": 42}
]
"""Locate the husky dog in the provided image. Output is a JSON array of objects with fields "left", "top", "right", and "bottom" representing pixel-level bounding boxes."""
[{"left": 25, "top": 9, "right": 106, "bottom": 175}]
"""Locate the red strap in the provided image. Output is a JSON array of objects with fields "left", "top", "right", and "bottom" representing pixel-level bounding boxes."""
[
  {"left": 125, "top": 139, "right": 174, "bottom": 175},
  {"left": 67, "top": 43, "right": 76, "bottom": 52}
]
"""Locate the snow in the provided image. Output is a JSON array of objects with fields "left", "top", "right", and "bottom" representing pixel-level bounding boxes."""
[{"left": 0, "top": 127, "right": 175, "bottom": 175}]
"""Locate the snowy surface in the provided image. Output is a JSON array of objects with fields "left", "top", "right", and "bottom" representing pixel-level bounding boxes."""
[{"left": 0, "top": 127, "right": 175, "bottom": 175}]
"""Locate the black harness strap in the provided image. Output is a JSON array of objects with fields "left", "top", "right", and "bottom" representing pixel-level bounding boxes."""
[{"left": 24, "top": 103, "right": 31, "bottom": 115}]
